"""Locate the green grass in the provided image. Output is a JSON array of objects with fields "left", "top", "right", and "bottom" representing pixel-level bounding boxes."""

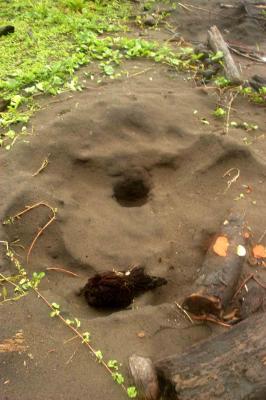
[{"left": 0, "top": 0, "right": 131, "bottom": 147}]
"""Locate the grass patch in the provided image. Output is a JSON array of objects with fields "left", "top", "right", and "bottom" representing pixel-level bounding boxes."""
[{"left": 0, "top": 0, "right": 205, "bottom": 149}]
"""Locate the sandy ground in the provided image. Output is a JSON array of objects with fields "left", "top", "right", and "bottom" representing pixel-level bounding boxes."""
[{"left": 0, "top": 1, "right": 265, "bottom": 399}]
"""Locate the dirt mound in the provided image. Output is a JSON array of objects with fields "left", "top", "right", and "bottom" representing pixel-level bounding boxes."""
[{"left": 0, "top": 66, "right": 266, "bottom": 399}]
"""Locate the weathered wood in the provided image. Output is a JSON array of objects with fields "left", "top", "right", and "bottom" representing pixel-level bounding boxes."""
[
  {"left": 155, "top": 313, "right": 266, "bottom": 400},
  {"left": 129, "top": 354, "right": 159, "bottom": 400},
  {"left": 183, "top": 212, "right": 246, "bottom": 318},
  {"left": 236, "top": 278, "right": 266, "bottom": 320},
  {"left": 208, "top": 25, "right": 242, "bottom": 84}
]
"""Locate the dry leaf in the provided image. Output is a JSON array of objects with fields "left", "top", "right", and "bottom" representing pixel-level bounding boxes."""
[
  {"left": 253, "top": 244, "right": 266, "bottom": 259},
  {"left": 213, "top": 236, "right": 229, "bottom": 257}
]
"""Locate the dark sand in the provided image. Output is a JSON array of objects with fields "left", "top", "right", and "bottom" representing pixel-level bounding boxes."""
[{"left": 0, "top": 1, "right": 265, "bottom": 399}]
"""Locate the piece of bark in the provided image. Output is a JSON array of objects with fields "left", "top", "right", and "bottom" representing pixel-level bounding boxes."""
[
  {"left": 208, "top": 25, "right": 242, "bottom": 84},
  {"left": 236, "top": 278, "right": 266, "bottom": 320},
  {"left": 182, "top": 211, "right": 246, "bottom": 318},
  {"left": 155, "top": 312, "right": 266, "bottom": 400}
]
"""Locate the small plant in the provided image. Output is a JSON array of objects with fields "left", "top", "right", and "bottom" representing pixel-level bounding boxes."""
[
  {"left": 0, "top": 240, "right": 137, "bottom": 398},
  {"left": 214, "top": 76, "right": 231, "bottom": 88},
  {"left": 210, "top": 50, "right": 224, "bottom": 62},
  {"left": 213, "top": 107, "right": 226, "bottom": 118}
]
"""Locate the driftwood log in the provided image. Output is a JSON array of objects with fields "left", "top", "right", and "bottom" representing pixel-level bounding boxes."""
[
  {"left": 155, "top": 312, "right": 266, "bottom": 400},
  {"left": 208, "top": 25, "right": 241, "bottom": 84},
  {"left": 182, "top": 211, "right": 246, "bottom": 318}
]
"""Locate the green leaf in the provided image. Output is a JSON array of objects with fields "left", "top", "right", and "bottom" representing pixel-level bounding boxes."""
[
  {"left": 95, "top": 350, "right": 103, "bottom": 362},
  {"left": 107, "top": 359, "right": 119, "bottom": 370},
  {"left": 102, "top": 64, "right": 115, "bottom": 76},
  {"left": 112, "top": 372, "right": 124, "bottom": 385},
  {"left": 127, "top": 386, "right": 138, "bottom": 398},
  {"left": 74, "top": 318, "right": 81, "bottom": 328},
  {"left": 82, "top": 331, "right": 91, "bottom": 343},
  {"left": 213, "top": 107, "right": 226, "bottom": 118}
]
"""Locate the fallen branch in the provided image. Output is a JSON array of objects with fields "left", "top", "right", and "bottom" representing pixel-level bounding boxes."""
[
  {"left": 182, "top": 211, "right": 246, "bottom": 318},
  {"left": 208, "top": 25, "right": 242, "bottom": 84},
  {"left": 155, "top": 312, "right": 266, "bottom": 399}
]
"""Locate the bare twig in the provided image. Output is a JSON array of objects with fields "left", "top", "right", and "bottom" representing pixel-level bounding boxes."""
[
  {"left": 175, "top": 301, "right": 194, "bottom": 323},
  {"left": 233, "top": 273, "right": 266, "bottom": 299},
  {"left": 127, "top": 68, "right": 152, "bottom": 78},
  {"left": 27, "top": 212, "right": 56, "bottom": 263},
  {"left": 32, "top": 155, "right": 50, "bottom": 176},
  {"left": 8, "top": 202, "right": 57, "bottom": 263},
  {"left": 64, "top": 335, "right": 79, "bottom": 345},
  {"left": 66, "top": 346, "right": 79, "bottom": 365},
  {"left": 258, "top": 229, "right": 266, "bottom": 244},
  {"left": 223, "top": 91, "right": 239, "bottom": 135},
  {"left": 228, "top": 45, "right": 266, "bottom": 63},
  {"left": 223, "top": 167, "right": 240, "bottom": 192},
  {"left": 189, "top": 314, "right": 231, "bottom": 328},
  {"left": 177, "top": 2, "right": 192, "bottom": 11},
  {"left": 46, "top": 267, "right": 80, "bottom": 278}
]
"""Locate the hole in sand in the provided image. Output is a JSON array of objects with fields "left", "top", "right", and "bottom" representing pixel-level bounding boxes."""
[{"left": 113, "top": 172, "right": 151, "bottom": 207}]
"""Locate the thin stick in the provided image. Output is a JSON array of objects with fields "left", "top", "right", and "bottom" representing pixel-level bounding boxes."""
[
  {"left": 233, "top": 273, "right": 253, "bottom": 299},
  {"left": 189, "top": 314, "right": 231, "bottom": 328},
  {"left": 252, "top": 275, "right": 266, "bottom": 290},
  {"left": 223, "top": 167, "right": 240, "bottom": 192},
  {"left": 128, "top": 68, "right": 152, "bottom": 78},
  {"left": 64, "top": 335, "right": 79, "bottom": 345},
  {"left": 6, "top": 202, "right": 57, "bottom": 263},
  {"left": 175, "top": 301, "right": 194, "bottom": 323},
  {"left": 32, "top": 156, "right": 50, "bottom": 176},
  {"left": 228, "top": 45, "right": 266, "bottom": 64},
  {"left": 66, "top": 347, "right": 79, "bottom": 365},
  {"left": 233, "top": 273, "right": 266, "bottom": 299},
  {"left": 223, "top": 91, "right": 238, "bottom": 135},
  {"left": 12, "top": 201, "right": 52, "bottom": 220},
  {"left": 27, "top": 211, "right": 56, "bottom": 263},
  {"left": 177, "top": 2, "right": 192, "bottom": 11},
  {"left": 46, "top": 267, "right": 80, "bottom": 278},
  {"left": 258, "top": 229, "right": 266, "bottom": 244}
]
